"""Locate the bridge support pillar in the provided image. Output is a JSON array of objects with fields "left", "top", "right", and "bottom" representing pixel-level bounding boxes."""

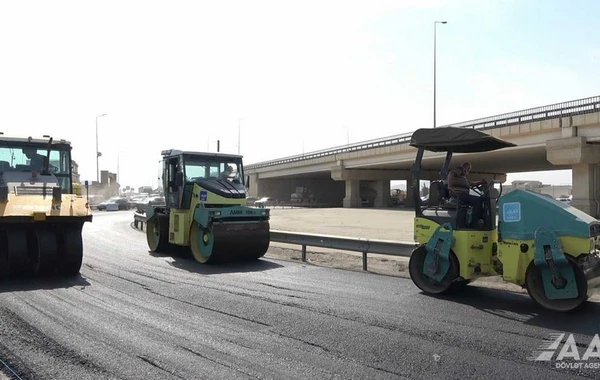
[
  {"left": 247, "top": 173, "right": 260, "bottom": 198},
  {"left": 547, "top": 136, "right": 600, "bottom": 217},
  {"left": 570, "top": 164, "right": 600, "bottom": 217},
  {"left": 373, "top": 180, "right": 391, "bottom": 208},
  {"left": 343, "top": 180, "right": 362, "bottom": 208}
]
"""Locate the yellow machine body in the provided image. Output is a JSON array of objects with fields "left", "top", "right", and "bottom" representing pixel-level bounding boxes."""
[
  {"left": 0, "top": 134, "right": 92, "bottom": 278},
  {"left": 167, "top": 183, "right": 248, "bottom": 246},
  {"left": 414, "top": 216, "right": 498, "bottom": 281}
]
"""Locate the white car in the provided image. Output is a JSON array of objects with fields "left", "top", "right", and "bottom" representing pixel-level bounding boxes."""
[{"left": 254, "top": 197, "right": 278, "bottom": 207}]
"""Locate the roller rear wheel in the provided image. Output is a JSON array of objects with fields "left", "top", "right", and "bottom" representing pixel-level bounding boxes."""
[
  {"left": 147, "top": 214, "right": 169, "bottom": 252},
  {"left": 6, "top": 229, "right": 29, "bottom": 277},
  {"left": 525, "top": 255, "right": 588, "bottom": 312},
  {"left": 189, "top": 223, "right": 213, "bottom": 264},
  {"left": 409, "top": 245, "right": 460, "bottom": 294},
  {"left": 57, "top": 225, "right": 84, "bottom": 276},
  {"left": 0, "top": 229, "right": 8, "bottom": 277},
  {"left": 31, "top": 228, "right": 58, "bottom": 276}
]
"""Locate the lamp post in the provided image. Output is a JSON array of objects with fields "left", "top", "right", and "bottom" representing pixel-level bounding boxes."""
[
  {"left": 238, "top": 118, "right": 243, "bottom": 154},
  {"left": 433, "top": 21, "right": 447, "bottom": 129},
  {"left": 95, "top": 113, "right": 107, "bottom": 182},
  {"left": 117, "top": 150, "right": 125, "bottom": 195},
  {"left": 117, "top": 151, "right": 122, "bottom": 188}
]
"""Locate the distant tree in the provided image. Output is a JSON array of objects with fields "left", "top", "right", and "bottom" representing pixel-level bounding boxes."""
[
  {"left": 421, "top": 183, "right": 429, "bottom": 197},
  {"left": 73, "top": 183, "right": 83, "bottom": 195}
]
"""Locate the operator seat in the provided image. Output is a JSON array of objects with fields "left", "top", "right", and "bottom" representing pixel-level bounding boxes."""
[
  {"left": 429, "top": 180, "right": 457, "bottom": 209},
  {"left": 427, "top": 181, "right": 441, "bottom": 208},
  {"left": 0, "top": 161, "right": 11, "bottom": 171},
  {"left": 444, "top": 182, "right": 472, "bottom": 229}
]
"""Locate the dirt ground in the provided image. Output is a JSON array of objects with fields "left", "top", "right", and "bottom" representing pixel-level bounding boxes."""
[{"left": 262, "top": 207, "right": 598, "bottom": 298}]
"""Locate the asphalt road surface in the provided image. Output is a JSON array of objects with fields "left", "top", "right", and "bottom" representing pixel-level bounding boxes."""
[{"left": 1, "top": 211, "right": 599, "bottom": 379}]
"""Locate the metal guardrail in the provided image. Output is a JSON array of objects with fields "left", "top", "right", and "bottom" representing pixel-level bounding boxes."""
[
  {"left": 133, "top": 212, "right": 148, "bottom": 231},
  {"left": 132, "top": 212, "right": 416, "bottom": 270},
  {"left": 245, "top": 95, "right": 600, "bottom": 170}
]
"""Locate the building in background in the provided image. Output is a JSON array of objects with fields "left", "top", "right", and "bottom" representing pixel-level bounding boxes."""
[
  {"left": 72, "top": 160, "right": 80, "bottom": 184},
  {"left": 87, "top": 170, "right": 119, "bottom": 198}
]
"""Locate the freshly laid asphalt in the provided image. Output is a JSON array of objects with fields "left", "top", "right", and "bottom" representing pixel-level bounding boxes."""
[{"left": 0, "top": 210, "right": 599, "bottom": 379}]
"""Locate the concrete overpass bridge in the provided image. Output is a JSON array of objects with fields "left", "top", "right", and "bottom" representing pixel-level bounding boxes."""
[{"left": 245, "top": 95, "right": 600, "bottom": 216}]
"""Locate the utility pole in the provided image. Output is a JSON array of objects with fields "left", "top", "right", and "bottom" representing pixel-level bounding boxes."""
[
  {"left": 238, "top": 119, "right": 240, "bottom": 154},
  {"left": 117, "top": 151, "right": 124, "bottom": 193},
  {"left": 95, "top": 113, "right": 107, "bottom": 182},
  {"left": 433, "top": 21, "right": 447, "bottom": 128}
]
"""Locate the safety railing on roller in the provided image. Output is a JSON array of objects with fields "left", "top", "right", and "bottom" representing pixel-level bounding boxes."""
[
  {"left": 133, "top": 212, "right": 417, "bottom": 270},
  {"left": 245, "top": 95, "right": 600, "bottom": 170}
]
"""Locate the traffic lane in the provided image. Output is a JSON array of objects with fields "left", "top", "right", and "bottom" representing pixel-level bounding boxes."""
[{"left": 0, "top": 211, "right": 596, "bottom": 379}]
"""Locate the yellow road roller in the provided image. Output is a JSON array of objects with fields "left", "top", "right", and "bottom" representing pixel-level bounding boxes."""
[
  {"left": 408, "top": 126, "right": 600, "bottom": 312},
  {"left": 0, "top": 134, "right": 92, "bottom": 278},
  {"left": 145, "top": 149, "right": 270, "bottom": 264}
]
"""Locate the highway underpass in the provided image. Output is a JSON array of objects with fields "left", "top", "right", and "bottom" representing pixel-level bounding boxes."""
[{"left": 245, "top": 95, "right": 600, "bottom": 216}]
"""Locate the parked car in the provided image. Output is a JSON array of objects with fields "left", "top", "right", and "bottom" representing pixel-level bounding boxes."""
[
  {"left": 135, "top": 196, "right": 165, "bottom": 213},
  {"left": 254, "top": 197, "right": 278, "bottom": 207},
  {"left": 96, "top": 197, "right": 131, "bottom": 211},
  {"left": 129, "top": 195, "right": 149, "bottom": 208},
  {"left": 88, "top": 195, "right": 106, "bottom": 210}
]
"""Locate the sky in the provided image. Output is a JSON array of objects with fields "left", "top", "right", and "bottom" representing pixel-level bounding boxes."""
[{"left": 0, "top": 0, "right": 598, "bottom": 190}]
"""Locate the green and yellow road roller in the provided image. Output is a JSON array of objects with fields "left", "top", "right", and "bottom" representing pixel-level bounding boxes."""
[
  {"left": 408, "top": 127, "right": 600, "bottom": 312},
  {"left": 145, "top": 149, "right": 270, "bottom": 264}
]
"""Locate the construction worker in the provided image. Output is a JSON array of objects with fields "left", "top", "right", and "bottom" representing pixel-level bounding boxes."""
[
  {"left": 22, "top": 147, "right": 46, "bottom": 171},
  {"left": 219, "top": 165, "right": 233, "bottom": 181},
  {"left": 447, "top": 162, "right": 487, "bottom": 227}
]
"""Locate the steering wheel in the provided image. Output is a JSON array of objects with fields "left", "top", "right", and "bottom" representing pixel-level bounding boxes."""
[{"left": 470, "top": 181, "right": 487, "bottom": 196}]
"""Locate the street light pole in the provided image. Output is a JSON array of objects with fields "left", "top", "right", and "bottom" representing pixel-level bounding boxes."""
[
  {"left": 434, "top": 21, "right": 447, "bottom": 129},
  {"left": 117, "top": 151, "right": 120, "bottom": 187},
  {"left": 95, "top": 113, "right": 107, "bottom": 182},
  {"left": 238, "top": 118, "right": 243, "bottom": 154},
  {"left": 117, "top": 150, "right": 125, "bottom": 195}
]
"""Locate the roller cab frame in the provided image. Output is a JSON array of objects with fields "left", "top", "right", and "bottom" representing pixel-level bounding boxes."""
[
  {"left": 407, "top": 127, "right": 600, "bottom": 312},
  {"left": 145, "top": 149, "right": 270, "bottom": 264}
]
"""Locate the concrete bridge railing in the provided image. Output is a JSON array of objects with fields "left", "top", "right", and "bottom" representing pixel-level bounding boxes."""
[{"left": 246, "top": 95, "right": 600, "bottom": 170}]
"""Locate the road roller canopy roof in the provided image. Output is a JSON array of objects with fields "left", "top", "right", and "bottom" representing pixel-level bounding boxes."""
[
  {"left": 409, "top": 127, "right": 517, "bottom": 153},
  {"left": 0, "top": 134, "right": 71, "bottom": 146},
  {"left": 161, "top": 149, "right": 243, "bottom": 159}
]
